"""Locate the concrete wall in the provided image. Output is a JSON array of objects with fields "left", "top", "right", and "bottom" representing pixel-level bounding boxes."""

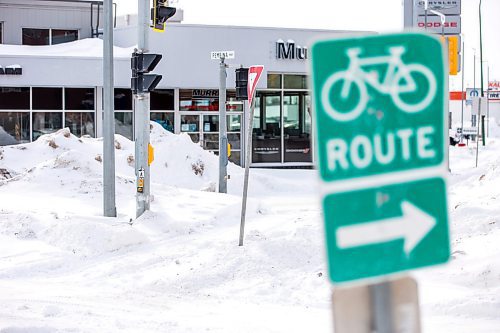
[{"left": 0, "top": 0, "right": 102, "bottom": 45}]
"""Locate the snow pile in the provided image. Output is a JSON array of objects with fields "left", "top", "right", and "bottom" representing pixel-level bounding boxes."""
[
  {"left": 0, "top": 122, "right": 499, "bottom": 332},
  {"left": 0, "top": 123, "right": 241, "bottom": 193},
  {"left": 0, "top": 38, "right": 134, "bottom": 58}
]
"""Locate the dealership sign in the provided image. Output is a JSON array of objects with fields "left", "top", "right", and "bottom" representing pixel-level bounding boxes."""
[
  {"left": 276, "top": 40, "right": 308, "bottom": 60},
  {"left": 415, "top": 0, "right": 461, "bottom": 15},
  {"left": 0, "top": 65, "right": 22, "bottom": 75},
  {"left": 489, "top": 81, "right": 500, "bottom": 101},
  {"left": 416, "top": 15, "right": 461, "bottom": 34}
]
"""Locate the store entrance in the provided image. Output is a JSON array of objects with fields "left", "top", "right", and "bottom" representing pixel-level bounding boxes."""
[
  {"left": 252, "top": 92, "right": 281, "bottom": 163},
  {"left": 252, "top": 91, "right": 311, "bottom": 165},
  {"left": 283, "top": 92, "right": 312, "bottom": 163}
]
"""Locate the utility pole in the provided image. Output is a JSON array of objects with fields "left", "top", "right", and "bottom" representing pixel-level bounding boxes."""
[
  {"left": 460, "top": 39, "right": 465, "bottom": 143},
  {"left": 479, "top": 0, "right": 485, "bottom": 147},
  {"left": 473, "top": 48, "right": 476, "bottom": 128},
  {"left": 135, "top": 0, "right": 151, "bottom": 217},
  {"left": 103, "top": 0, "right": 116, "bottom": 217},
  {"left": 219, "top": 55, "right": 228, "bottom": 194}
]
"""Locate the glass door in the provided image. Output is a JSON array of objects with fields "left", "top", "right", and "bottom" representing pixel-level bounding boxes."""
[
  {"left": 252, "top": 92, "right": 282, "bottom": 163},
  {"left": 283, "top": 92, "right": 311, "bottom": 162}
]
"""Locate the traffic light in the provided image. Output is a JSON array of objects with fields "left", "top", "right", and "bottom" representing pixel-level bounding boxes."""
[
  {"left": 152, "top": 0, "right": 176, "bottom": 32},
  {"left": 131, "top": 51, "right": 163, "bottom": 94},
  {"left": 235, "top": 68, "right": 249, "bottom": 101}
]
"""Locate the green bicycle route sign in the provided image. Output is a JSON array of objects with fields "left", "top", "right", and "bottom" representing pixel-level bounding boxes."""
[{"left": 310, "top": 33, "right": 450, "bottom": 284}]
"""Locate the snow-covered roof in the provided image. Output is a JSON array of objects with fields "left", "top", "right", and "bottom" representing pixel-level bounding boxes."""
[{"left": 0, "top": 38, "right": 134, "bottom": 59}]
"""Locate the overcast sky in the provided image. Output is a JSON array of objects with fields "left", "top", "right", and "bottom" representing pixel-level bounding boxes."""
[{"left": 115, "top": 0, "right": 499, "bottom": 91}]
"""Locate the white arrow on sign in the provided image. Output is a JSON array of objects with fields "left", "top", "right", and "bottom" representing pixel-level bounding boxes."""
[{"left": 336, "top": 201, "right": 436, "bottom": 254}]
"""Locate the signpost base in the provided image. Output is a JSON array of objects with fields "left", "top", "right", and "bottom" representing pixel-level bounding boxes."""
[{"left": 332, "top": 276, "right": 421, "bottom": 333}]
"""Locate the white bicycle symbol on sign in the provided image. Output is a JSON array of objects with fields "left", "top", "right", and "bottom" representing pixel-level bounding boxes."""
[{"left": 321, "top": 46, "right": 437, "bottom": 122}]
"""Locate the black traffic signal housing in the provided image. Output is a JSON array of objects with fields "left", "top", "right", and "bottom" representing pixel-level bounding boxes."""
[
  {"left": 131, "top": 51, "right": 163, "bottom": 94},
  {"left": 152, "top": 0, "right": 177, "bottom": 32},
  {"left": 235, "top": 68, "right": 249, "bottom": 101}
]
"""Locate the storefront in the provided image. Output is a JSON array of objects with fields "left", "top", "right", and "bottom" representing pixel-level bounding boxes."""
[{"left": 0, "top": 3, "right": 361, "bottom": 167}]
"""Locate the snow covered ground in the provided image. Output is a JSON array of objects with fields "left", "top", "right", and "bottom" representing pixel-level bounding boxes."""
[{"left": 0, "top": 123, "right": 499, "bottom": 332}]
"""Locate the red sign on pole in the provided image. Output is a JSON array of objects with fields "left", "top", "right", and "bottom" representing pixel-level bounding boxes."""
[{"left": 247, "top": 65, "right": 264, "bottom": 107}]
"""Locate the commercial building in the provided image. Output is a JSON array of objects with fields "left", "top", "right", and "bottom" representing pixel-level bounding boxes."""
[{"left": 0, "top": 0, "right": 362, "bottom": 167}]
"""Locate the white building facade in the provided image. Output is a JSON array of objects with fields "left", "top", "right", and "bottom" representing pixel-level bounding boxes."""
[{"left": 0, "top": 0, "right": 365, "bottom": 167}]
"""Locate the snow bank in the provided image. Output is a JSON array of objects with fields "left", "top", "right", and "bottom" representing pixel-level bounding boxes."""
[{"left": 0, "top": 38, "right": 134, "bottom": 58}]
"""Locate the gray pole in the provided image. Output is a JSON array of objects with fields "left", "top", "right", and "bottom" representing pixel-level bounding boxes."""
[
  {"left": 239, "top": 93, "right": 256, "bottom": 246},
  {"left": 473, "top": 49, "right": 476, "bottom": 127},
  {"left": 460, "top": 40, "right": 465, "bottom": 142},
  {"left": 476, "top": 102, "right": 481, "bottom": 167},
  {"left": 135, "top": 0, "right": 151, "bottom": 217},
  {"left": 103, "top": 0, "right": 116, "bottom": 217},
  {"left": 402, "top": 0, "right": 414, "bottom": 28},
  {"left": 218, "top": 56, "right": 228, "bottom": 194},
  {"left": 487, "top": 63, "right": 490, "bottom": 137},
  {"left": 370, "top": 281, "right": 394, "bottom": 333}
]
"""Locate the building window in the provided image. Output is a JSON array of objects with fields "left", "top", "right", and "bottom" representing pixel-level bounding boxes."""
[
  {"left": 115, "top": 112, "right": 133, "bottom": 140},
  {"left": 151, "top": 89, "right": 174, "bottom": 110},
  {"left": 32, "top": 112, "right": 62, "bottom": 141},
  {"left": 114, "top": 88, "right": 132, "bottom": 110},
  {"left": 32, "top": 87, "right": 63, "bottom": 110},
  {"left": 283, "top": 74, "right": 307, "bottom": 89},
  {"left": 65, "top": 112, "right": 95, "bottom": 137},
  {"left": 22, "top": 28, "right": 78, "bottom": 46},
  {"left": 0, "top": 87, "right": 30, "bottom": 110},
  {"left": 151, "top": 112, "right": 174, "bottom": 133},
  {"left": 0, "top": 112, "right": 30, "bottom": 145},
  {"left": 267, "top": 74, "right": 282, "bottom": 89},
  {"left": 180, "top": 89, "right": 219, "bottom": 111},
  {"left": 52, "top": 29, "right": 78, "bottom": 45},
  {"left": 22, "top": 28, "right": 50, "bottom": 45},
  {"left": 65, "top": 88, "right": 95, "bottom": 110}
]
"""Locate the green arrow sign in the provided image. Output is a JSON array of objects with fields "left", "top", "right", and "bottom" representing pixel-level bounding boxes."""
[{"left": 310, "top": 33, "right": 450, "bottom": 284}]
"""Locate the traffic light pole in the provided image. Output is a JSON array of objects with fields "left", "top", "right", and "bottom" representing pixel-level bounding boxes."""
[
  {"left": 219, "top": 55, "right": 228, "bottom": 194},
  {"left": 103, "top": 0, "right": 116, "bottom": 217},
  {"left": 135, "top": 0, "right": 151, "bottom": 217}
]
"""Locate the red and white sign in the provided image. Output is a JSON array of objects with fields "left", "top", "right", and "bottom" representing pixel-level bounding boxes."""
[
  {"left": 416, "top": 15, "right": 461, "bottom": 34},
  {"left": 489, "top": 81, "right": 500, "bottom": 101},
  {"left": 247, "top": 65, "right": 264, "bottom": 107}
]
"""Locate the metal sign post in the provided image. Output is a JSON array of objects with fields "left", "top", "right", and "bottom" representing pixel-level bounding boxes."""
[
  {"left": 218, "top": 55, "right": 228, "bottom": 193},
  {"left": 135, "top": 0, "right": 151, "bottom": 217},
  {"left": 239, "top": 65, "right": 264, "bottom": 246},
  {"left": 239, "top": 92, "right": 256, "bottom": 247},
  {"left": 211, "top": 50, "right": 237, "bottom": 194},
  {"left": 103, "top": 0, "right": 116, "bottom": 217},
  {"left": 332, "top": 276, "right": 421, "bottom": 332}
]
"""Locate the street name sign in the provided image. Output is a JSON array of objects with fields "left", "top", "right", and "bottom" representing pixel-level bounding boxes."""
[
  {"left": 210, "top": 50, "right": 235, "bottom": 60},
  {"left": 310, "top": 33, "right": 450, "bottom": 284}
]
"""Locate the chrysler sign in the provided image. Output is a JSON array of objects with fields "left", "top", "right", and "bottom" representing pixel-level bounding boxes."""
[{"left": 415, "top": 0, "right": 461, "bottom": 15}]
